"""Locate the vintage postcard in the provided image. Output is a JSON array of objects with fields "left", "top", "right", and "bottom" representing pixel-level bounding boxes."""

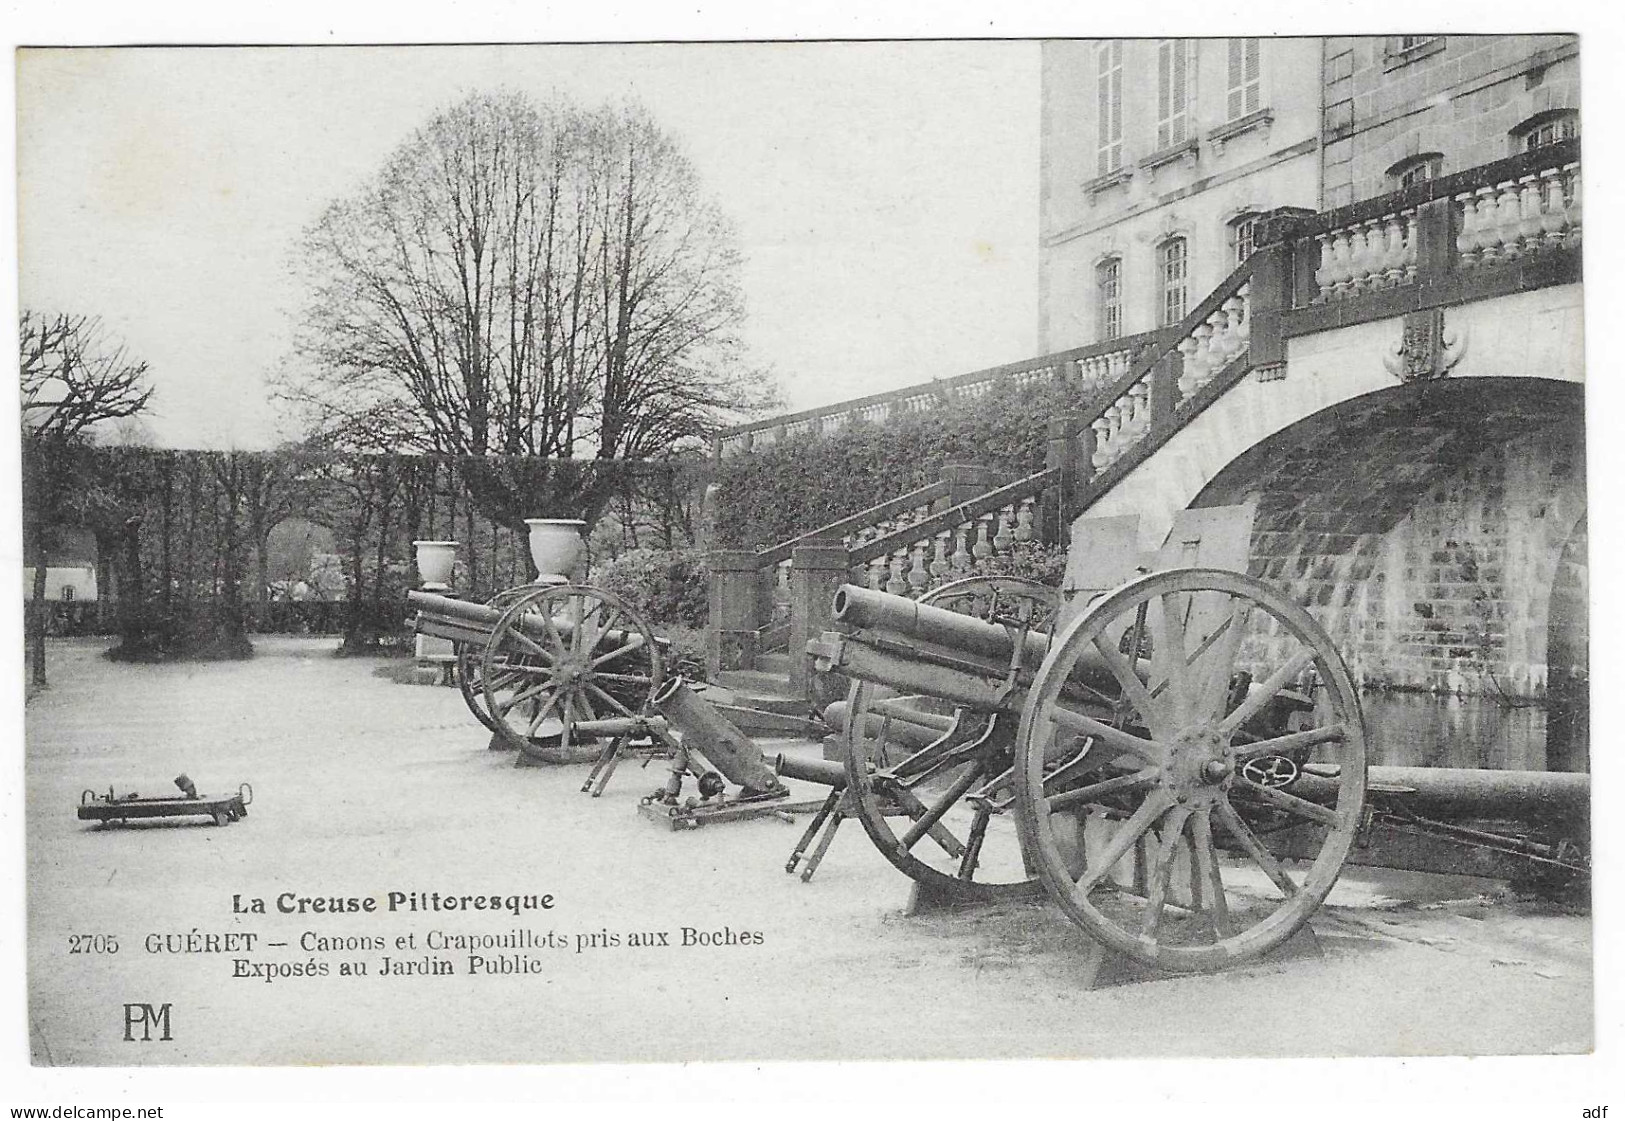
[{"left": 14, "top": 33, "right": 1591, "bottom": 1079}]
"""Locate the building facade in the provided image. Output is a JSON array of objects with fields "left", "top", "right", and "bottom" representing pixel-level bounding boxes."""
[
  {"left": 1038, "top": 35, "right": 1580, "bottom": 351},
  {"left": 1038, "top": 37, "right": 1323, "bottom": 351},
  {"left": 1322, "top": 34, "right": 1579, "bottom": 209}
]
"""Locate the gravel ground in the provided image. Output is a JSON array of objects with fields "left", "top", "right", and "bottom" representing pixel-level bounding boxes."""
[{"left": 24, "top": 636, "right": 1592, "bottom": 1065}]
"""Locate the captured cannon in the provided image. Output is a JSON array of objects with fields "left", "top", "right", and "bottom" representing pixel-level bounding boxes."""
[
  {"left": 411, "top": 525, "right": 1587, "bottom": 977},
  {"left": 411, "top": 585, "right": 669, "bottom": 764}
]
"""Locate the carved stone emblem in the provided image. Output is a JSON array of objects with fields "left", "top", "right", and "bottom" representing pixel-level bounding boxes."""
[{"left": 1384, "top": 308, "right": 1468, "bottom": 382}]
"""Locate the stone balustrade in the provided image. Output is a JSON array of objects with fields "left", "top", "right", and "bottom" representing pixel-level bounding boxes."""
[
  {"left": 1455, "top": 161, "right": 1580, "bottom": 268},
  {"left": 713, "top": 331, "right": 1170, "bottom": 460},
  {"left": 1311, "top": 209, "right": 1418, "bottom": 302},
  {"left": 1175, "top": 282, "right": 1250, "bottom": 398},
  {"left": 857, "top": 496, "right": 1039, "bottom": 596},
  {"left": 1089, "top": 375, "right": 1153, "bottom": 471}
]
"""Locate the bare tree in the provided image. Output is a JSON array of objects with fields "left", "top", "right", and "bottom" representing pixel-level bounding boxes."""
[
  {"left": 275, "top": 90, "right": 774, "bottom": 527},
  {"left": 20, "top": 312, "right": 155, "bottom": 688}
]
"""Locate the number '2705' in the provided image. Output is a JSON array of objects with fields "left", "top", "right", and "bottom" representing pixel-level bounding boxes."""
[{"left": 68, "top": 934, "right": 119, "bottom": 954}]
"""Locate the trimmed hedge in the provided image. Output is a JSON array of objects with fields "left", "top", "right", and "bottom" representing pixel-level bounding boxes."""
[{"left": 711, "top": 376, "right": 1079, "bottom": 549}]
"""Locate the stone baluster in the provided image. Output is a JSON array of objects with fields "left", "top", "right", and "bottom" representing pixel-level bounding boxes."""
[
  {"left": 1518, "top": 175, "right": 1544, "bottom": 256},
  {"left": 1539, "top": 169, "right": 1568, "bottom": 248},
  {"left": 885, "top": 548, "right": 909, "bottom": 596},
  {"left": 1123, "top": 380, "right": 1151, "bottom": 446},
  {"left": 1455, "top": 192, "right": 1482, "bottom": 267},
  {"left": 1346, "top": 222, "right": 1371, "bottom": 290},
  {"left": 1090, "top": 414, "right": 1114, "bottom": 469},
  {"left": 1176, "top": 335, "right": 1202, "bottom": 397},
  {"left": 1379, "top": 213, "right": 1405, "bottom": 285},
  {"left": 993, "top": 506, "right": 1015, "bottom": 553},
  {"left": 1364, "top": 219, "right": 1388, "bottom": 287},
  {"left": 1206, "top": 307, "right": 1231, "bottom": 366},
  {"left": 1230, "top": 286, "right": 1250, "bottom": 350},
  {"left": 951, "top": 524, "right": 973, "bottom": 573},
  {"left": 929, "top": 530, "right": 952, "bottom": 578},
  {"left": 1328, "top": 230, "right": 1354, "bottom": 299},
  {"left": 1564, "top": 166, "right": 1581, "bottom": 248},
  {"left": 907, "top": 540, "right": 931, "bottom": 594},
  {"left": 1400, "top": 211, "right": 1419, "bottom": 283},
  {"left": 1312, "top": 232, "right": 1334, "bottom": 301},
  {"left": 1015, "top": 498, "right": 1036, "bottom": 543},
  {"left": 867, "top": 554, "right": 888, "bottom": 590},
  {"left": 972, "top": 515, "right": 994, "bottom": 559},
  {"left": 1489, "top": 182, "right": 1521, "bottom": 264}
]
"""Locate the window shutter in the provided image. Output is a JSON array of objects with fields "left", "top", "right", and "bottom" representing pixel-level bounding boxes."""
[
  {"left": 1097, "top": 41, "right": 1123, "bottom": 176},
  {"left": 1228, "top": 40, "right": 1243, "bottom": 120},
  {"left": 1244, "top": 38, "right": 1260, "bottom": 115}
]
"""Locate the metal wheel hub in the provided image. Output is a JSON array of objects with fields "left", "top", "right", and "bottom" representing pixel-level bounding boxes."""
[{"left": 1158, "top": 724, "right": 1233, "bottom": 802}]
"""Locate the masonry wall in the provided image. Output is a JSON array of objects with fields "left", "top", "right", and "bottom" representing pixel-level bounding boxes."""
[
  {"left": 1225, "top": 412, "right": 1585, "bottom": 700},
  {"left": 1322, "top": 34, "right": 1579, "bottom": 208}
]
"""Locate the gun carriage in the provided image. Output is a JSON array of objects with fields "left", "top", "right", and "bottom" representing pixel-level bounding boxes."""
[{"left": 410, "top": 530, "right": 1586, "bottom": 976}]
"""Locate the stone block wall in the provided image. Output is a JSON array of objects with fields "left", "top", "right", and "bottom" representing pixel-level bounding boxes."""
[
  {"left": 1196, "top": 380, "right": 1584, "bottom": 699},
  {"left": 1321, "top": 34, "right": 1579, "bottom": 209}
]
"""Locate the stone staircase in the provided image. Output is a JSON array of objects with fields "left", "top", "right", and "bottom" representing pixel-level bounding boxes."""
[{"left": 706, "top": 651, "right": 827, "bottom": 740}]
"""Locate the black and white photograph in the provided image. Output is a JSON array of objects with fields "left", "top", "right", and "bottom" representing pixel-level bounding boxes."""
[{"left": 5, "top": 11, "right": 1608, "bottom": 1111}]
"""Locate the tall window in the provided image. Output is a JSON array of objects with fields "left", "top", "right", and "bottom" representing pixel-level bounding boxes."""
[
  {"left": 1097, "top": 41, "right": 1123, "bottom": 176},
  {"left": 1517, "top": 110, "right": 1579, "bottom": 152},
  {"left": 1230, "top": 213, "right": 1261, "bottom": 267},
  {"left": 1227, "top": 38, "right": 1261, "bottom": 120},
  {"left": 1159, "top": 238, "right": 1189, "bottom": 325},
  {"left": 1157, "top": 40, "right": 1190, "bottom": 149},
  {"left": 1096, "top": 258, "right": 1123, "bottom": 341}
]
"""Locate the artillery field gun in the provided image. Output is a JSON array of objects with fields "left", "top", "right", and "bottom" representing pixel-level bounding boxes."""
[{"left": 409, "top": 508, "right": 1588, "bottom": 979}]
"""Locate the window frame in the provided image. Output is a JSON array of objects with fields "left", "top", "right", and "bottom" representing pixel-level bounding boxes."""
[
  {"left": 1158, "top": 237, "right": 1189, "bottom": 327},
  {"left": 1095, "top": 256, "right": 1124, "bottom": 342},
  {"left": 1229, "top": 213, "right": 1262, "bottom": 268},
  {"left": 1513, "top": 109, "right": 1579, "bottom": 154},
  {"left": 1386, "top": 152, "right": 1445, "bottom": 192}
]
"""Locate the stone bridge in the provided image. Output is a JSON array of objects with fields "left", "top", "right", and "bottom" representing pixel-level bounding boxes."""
[{"left": 710, "top": 139, "right": 1583, "bottom": 707}]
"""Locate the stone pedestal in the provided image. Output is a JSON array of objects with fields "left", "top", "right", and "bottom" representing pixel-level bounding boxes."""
[
  {"left": 789, "top": 544, "right": 852, "bottom": 703},
  {"left": 707, "top": 549, "right": 763, "bottom": 676}
]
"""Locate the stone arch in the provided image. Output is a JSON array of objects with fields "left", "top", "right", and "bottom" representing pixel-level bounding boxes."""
[{"left": 1185, "top": 378, "right": 1584, "bottom": 699}]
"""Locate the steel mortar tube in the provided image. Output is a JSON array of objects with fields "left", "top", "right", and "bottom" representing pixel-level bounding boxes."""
[
  {"left": 829, "top": 583, "right": 1127, "bottom": 697},
  {"left": 407, "top": 590, "right": 668, "bottom": 651},
  {"left": 650, "top": 678, "right": 784, "bottom": 795}
]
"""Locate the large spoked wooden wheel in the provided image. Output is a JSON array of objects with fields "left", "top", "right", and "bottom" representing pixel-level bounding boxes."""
[
  {"left": 457, "top": 585, "right": 537, "bottom": 736},
  {"left": 844, "top": 576, "right": 1058, "bottom": 902},
  {"left": 481, "top": 584, "right": 664, "bottom": 764},
  {"left": 1014, "top": 568, "right": 1366, "bottom": 972}
]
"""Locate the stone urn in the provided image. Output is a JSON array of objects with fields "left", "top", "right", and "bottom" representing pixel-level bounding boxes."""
[
  {"left": 525, "top": 518, "right": 586, "bottom": 582},
  {"left": 412, "top": 540, "right": 459, "bottom": 592}
]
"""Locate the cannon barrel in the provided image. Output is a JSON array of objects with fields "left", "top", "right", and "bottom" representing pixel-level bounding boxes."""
[
  {"left": 1296, "top": 765, "right": 1589, "bottom": 826},
  {"left": 812, "top": 631, "right": 1038, "bottom": 715},
  {"left": 832, "top": 584, "right": 1055, "bottom": 665},
  {"left": 830, "top": 584, "right": 1127, "bottom": 698},
  {"left": 775, "top": 753, "right": 848, "bottom": 789},
  {"left": 408, "top": 589, "right": 668, "bottom": 651}
]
